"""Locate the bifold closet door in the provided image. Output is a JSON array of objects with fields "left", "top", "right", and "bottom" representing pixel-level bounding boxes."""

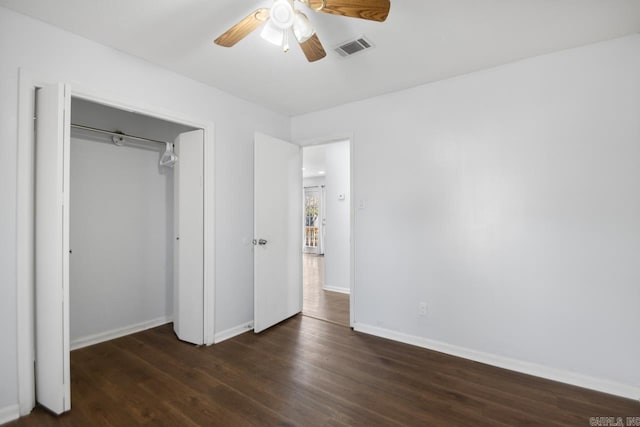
[
  {"left": 174, "top": 129, "right": 205, "bottom": 344},
  {"left": 35, "top": 84, "right": 71, "bottom": 414}
]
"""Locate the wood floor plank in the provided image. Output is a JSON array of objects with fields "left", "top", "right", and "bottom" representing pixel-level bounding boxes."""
[
  {"left": 140, "top": 325, "right": 403, "bottom": 426},
  {"left": 287, "top": 316, "right": 635, "bottom": 416},
  {"left": 113, "top": 335, "right": 292, "bottom": 427},
  {"left": 122, "top": 330, "right": 324, "bottom": 426},
  {"left": 235, "top": 319, "right": 559, "bottom": 426},
  {"left": 276, "top": 319, "right": 581, "bottom": 421},
  {"left": 9, "top": 317, "right": 639, "bottom": 426}
]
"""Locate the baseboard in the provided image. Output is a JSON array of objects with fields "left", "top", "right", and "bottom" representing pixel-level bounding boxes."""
[
  {"left": 214, "top": 321, "right": 254, "bottom": 343},
  {"left": 354, "top": 323, "right": 640, "bottom": 401},
  {"left": 0, "top": 404, "right": 20, "bottom": 425},
  {"left": 323, "top": 285, "right": 350, "bottom": 295},
  {"left": 71, "top": 316, "right": 173, "bottom": 350}
]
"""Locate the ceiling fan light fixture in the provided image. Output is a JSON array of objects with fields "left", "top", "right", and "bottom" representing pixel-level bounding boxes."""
[
  {"left": 293, "top": 11, "right": 314, "bottom": 43},
  {"left": 260, "top": 20, "right": 284, "bottom": 46},
  {"left": 214, "top": 0, "right": 390, "bottom": 62},
  {"left": 269, "top": 0, "right": 295, "bottom": 29}
]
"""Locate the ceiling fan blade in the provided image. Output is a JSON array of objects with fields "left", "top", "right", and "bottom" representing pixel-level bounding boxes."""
[
  {"left": 306, "top": 0, "right": 390, "bottom": 22},
  {"left": 214, "top": 8, "right": 270, "bottom": 47},
  {"left": 299, "top": 33, "right": 327, "bottom": 62}
]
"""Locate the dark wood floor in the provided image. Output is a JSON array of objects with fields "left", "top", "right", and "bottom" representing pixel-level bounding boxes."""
[
  {"left": 303, "top": 254, "right": 350, "bottom": 326},
  {"left": 10, "top": 316, "right": 639, "bottom": 426}
]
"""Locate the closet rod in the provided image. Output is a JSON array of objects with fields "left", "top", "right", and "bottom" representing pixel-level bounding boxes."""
[{"left": 70, "top": 123, "right": 169, "bottom": 146}]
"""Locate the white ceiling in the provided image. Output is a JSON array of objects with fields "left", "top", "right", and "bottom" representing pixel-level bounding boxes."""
[{"left": 3, "top": 0, "right": 640, "bottom": 116}]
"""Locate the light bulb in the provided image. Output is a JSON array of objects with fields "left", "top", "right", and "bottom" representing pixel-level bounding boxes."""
[
  {"left": 293, "top": 11, "right": 314, "bottom": 43},
  {"left": 269, "top": 0, "right": 295, "bottom": 29},
  {"left": 260, "top": 20, "right": 284, "bottom": 46}
]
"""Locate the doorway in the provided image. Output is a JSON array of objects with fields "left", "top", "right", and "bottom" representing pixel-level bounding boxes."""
[{"left": 301, "top": 140, "right": 351, "bottom": 327}]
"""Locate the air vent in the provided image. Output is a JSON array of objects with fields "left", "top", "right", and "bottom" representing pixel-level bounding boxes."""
[{"left": 334, "top": 36, "right": 374, "bottom": 58}]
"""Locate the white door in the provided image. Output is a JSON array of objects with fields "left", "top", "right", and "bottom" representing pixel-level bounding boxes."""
[
  {"left": 254, "top": 133, "right": 302, "bottom": 333},
  {"left": 173, "top": 130, "right": 205, "bottom": 344},
  {"left": 35, "top": 84, "right": 71, "bottom": 414}
]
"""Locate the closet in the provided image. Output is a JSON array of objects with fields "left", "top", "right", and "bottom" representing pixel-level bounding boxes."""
[
  {"left": 69, "top": 98, "right": 201, "bottom": 348},
  {"left": 34, "top": 87, "right": 207, "bottom": 415}
]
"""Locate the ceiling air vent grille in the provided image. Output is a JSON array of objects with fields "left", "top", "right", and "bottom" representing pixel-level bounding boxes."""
[{"left": 335, "top": 36, "right": 374, "bottom": 58}]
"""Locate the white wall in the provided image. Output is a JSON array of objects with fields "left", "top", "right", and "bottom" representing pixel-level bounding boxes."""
[
  {"left": 292, "top": 35, "right": 640, "bottom": 395},
  {"left": 69, "top": 99, "right": 191, "bottom": 345},
  {"left": 0, "top": 6, "right": 289, "bottom": 413},
  {"left": 321, "top": 141, "right": 350, "bottom": 293}
]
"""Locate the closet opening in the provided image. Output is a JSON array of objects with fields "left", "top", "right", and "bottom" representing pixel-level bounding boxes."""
[
  {"left": 68, "top": 98, "right": 200, "bottom": 350},
  {"left": 27, "top": 85, "right": 214, "bottom": 415}
]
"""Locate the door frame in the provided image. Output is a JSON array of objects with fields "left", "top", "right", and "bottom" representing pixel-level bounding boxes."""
[
  {"left": 16, "top": 68, "right": 216, "bottom": 415},
  {"left": 297, "top": 134, "right": 355, "bottom": 328}
]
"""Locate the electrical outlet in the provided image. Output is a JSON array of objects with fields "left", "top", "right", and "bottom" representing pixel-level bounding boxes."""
[{"left": 419, "top": 302, "right": 427, "bottom": 316}]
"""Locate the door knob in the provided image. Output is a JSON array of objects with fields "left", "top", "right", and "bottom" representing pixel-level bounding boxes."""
[{"left": 258, "top": 239, "right": 268, "bottom": 245}]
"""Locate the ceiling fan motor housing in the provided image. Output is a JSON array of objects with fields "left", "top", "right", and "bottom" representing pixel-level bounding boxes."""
[{"left": 270, "top": 0, "right": 295, "bottom": 29}]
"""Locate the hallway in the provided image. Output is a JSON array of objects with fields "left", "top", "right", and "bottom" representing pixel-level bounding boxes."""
[{"left": 302, "top": 254, "right": 349, "bottom": 327}]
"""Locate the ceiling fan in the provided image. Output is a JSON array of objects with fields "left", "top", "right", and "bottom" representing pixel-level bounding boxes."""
[{"left": 214, "top": 0, "right": 391, "bottom": 62}]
